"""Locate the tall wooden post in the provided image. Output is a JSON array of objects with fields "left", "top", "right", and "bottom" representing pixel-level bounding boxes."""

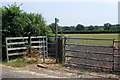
[
  {"left": 28, "top": 35, "right": 32, "bottom": 56},
  {"left": 6, "top": 38, "right": 9, "bottom": 61},
  {"left": 112, "top": 39, "right": 115, "bottom": 71},
  {"left": 58, "top": 37, "right": 65, "bottom": 64},
  {"left": 55, "top": 18, "right": 58, "bottom": 63}
]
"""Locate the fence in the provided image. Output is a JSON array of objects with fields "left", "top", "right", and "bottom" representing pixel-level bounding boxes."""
[
  {"left": 6, "top": 36, "right": 48, "bottom": 61},
  {"left": 5, "top": 36, "right": 120, "bottom": 71},
  {"left": 64, "top": 37, "right": 120, "bottom": 71}
]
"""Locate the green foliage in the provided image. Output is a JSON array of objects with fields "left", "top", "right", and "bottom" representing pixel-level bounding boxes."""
[
  {"left": 2, "top": 3, "right": 53, "bottom": 60},
  {"left": 4, "top": 58, "right": 38, "bottom": 67},
  {"left": 14, "top": 12, "right": 52, "bottom": 36},
  {"left": 0, "top": 8, "right": 2, "bottom": 27},
  {"left": 76, "top": 24, "right": 85, "bottom": 30},
  {"left": 94, "top": 25, "right": 99, "bottom": 30},
  {"left": 2, "top": 3, "right": 22, "bottom": 37},
  {"left": 48, "top": 23, "right": 61, "bottom": 34},
  {"left": 48, "top": 23, "right": 56, "bottom": 34},
  {"left": 60, "top": 23, "right": 120, "bottom": 32},
  {"left": 104, "top": 23, "right": 112, "bottom": 30},
  {"left": 26, "top": 59, "right": 38, "bottom": 64},
  {"left": 2, "top": 3, "right": 52, "bottom": 37},
  {"left": 88, "top": 25, "right": 94, "bottom": 30},
  {"left": 5, "top": 59, "right": 27, "bottom": 67}
]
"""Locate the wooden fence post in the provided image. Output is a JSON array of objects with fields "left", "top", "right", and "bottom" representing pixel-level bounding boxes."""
[
  {"left": 28, "top": 36, "right": 32, "bottom": 56},
  {"left": 58, "top": 37, "right": 65, "bottom": 64},
  {"left": 6, "top": 38, "right": 9, "bottom": 61}
]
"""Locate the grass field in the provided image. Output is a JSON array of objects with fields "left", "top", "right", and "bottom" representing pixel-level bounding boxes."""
[
  {"left": 65, "top": 34, "right": 119, "bottom": 40},
  {"left": 64, "top": 34, "right": 120, "bottom": 46}
]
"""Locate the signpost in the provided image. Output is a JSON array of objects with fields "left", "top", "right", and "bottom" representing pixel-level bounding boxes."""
[{"left": 55, "top": 18, "right": 59, "bottom": 63}]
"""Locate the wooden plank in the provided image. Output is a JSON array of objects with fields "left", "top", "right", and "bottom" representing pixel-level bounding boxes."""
[
  {"left": 6, "top": 38, "right": 9, "bottom": 61},
  {"left": 31, "top": 46, "right": 43, "bottom": 49},
  {"left": 31, "top": 41, "right": 45, "bottom": 44},
  {"left": 8, "top": 46, "right": 45, "bottom": 51},
  {"left": 6, "top": 37, "right": 28, "bottom": 40},
  {"left": 31, "top": 36, "right": 47, "bottom": 39},
  {"left": 8, "top": 46, "right": 46, "bottom": 51},
  {"left": 43, "top": 38, "right": 45, "bottom": 63},
  {"left": 46, "top": 37, "right": 48, "bottom": 58},
  {"left": 8, "top": 52, "right": 25, "bottom": 56},
  {"left": 8, "top": 47, "right": 27, "bottom": 51},
  {"left": 6, "top": 36, "right": 47, "bottom": 40},
  {"left": 7, "top": 42, "right": 26, "bottom": 45}
]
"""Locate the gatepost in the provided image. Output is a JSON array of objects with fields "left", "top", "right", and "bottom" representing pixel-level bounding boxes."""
[{"left": 58, "top": 37, "right": 65, "bottom": 64}]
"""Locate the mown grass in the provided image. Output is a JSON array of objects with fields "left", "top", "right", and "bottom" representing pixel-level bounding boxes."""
[{"left": 65, "top": 34, "right": 119, "bottom": 46}]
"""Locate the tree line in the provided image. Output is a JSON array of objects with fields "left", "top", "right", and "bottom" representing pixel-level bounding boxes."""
[{"left": 48, "top": 23, "right": 120, "bottom": 34}]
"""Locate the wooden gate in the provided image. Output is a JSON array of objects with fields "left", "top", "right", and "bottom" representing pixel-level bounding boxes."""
[{"left": 6, "top": 36, "right": 48, "bottom": 61}]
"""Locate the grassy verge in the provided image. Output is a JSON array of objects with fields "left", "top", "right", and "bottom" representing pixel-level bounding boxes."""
[{"left": 3, "top": 58, "right": 38, "bottom": 68}]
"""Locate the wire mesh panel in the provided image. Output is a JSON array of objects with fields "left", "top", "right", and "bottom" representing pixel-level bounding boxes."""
[
  {"left": 65, "top": 38, "right": 114, "bottom": 72},
  {"left": 47, "top": 37, "right": 56, "bottom": 56},
  {"left": 43, "top": 36, "right": 56, "bottom": 63}
]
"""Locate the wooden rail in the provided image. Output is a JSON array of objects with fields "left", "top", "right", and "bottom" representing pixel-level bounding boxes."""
[{"left": 6, "top": 36, "right": 48, "bottom": 61}]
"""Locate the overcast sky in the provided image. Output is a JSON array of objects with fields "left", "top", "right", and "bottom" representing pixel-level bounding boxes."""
[{"left": 1, "top": 0, "right": 119, "bottom": 26}]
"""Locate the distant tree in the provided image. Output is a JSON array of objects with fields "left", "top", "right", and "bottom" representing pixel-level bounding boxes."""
[
  {"left": 94, "top": 25, "right": 99, "bottom": 30},
  {"left": 70, "top": 26, "right": 76, "bottom": 31},
  {"left": 60, "top": 26, "right": 70, "bottom": 31},
  {"left": 104, "top": 23, "right": 112, "bottom": 30},
  {"left": 64, "top": 26, "right": 71, "bottom": 30},
  {"left": 76, "top": 24, "right": 85, "bottom": 30},
  {"left": 48, "top": 23, "right": 55, "bottom": 34},
  {"left": 48, "top": 23, "right": 60, "bottom": 34},
  {"left": 116, "top": 24, "right": 120, "bottom": 30},
  {"left": 88, "top": 25, "right": 94, "bottom": 30}
]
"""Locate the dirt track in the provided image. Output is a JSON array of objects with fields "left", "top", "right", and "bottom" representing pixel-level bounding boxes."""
[{"left": 1, "top": 64, "right": 120, "bottom": 79}]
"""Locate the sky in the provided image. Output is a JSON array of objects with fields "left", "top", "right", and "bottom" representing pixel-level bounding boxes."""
[{"left": 1, "top": 0, "right": 119, "bottom": 26}]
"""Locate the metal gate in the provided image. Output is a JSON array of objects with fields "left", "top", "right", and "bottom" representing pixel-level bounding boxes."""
[{"left": 64, "top": 37, "right": 120, "bottom": 71}]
